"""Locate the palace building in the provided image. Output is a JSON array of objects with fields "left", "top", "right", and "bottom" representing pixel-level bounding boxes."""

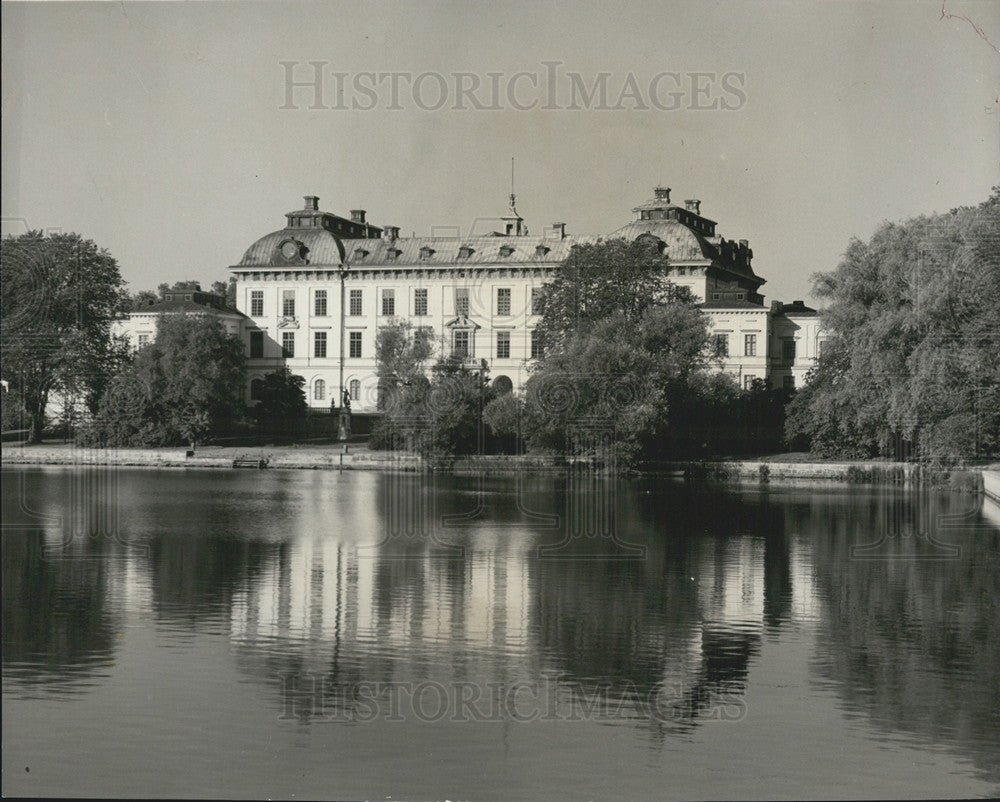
[{"left": 229, "top": 188, "right": 825, "bottom": 411}]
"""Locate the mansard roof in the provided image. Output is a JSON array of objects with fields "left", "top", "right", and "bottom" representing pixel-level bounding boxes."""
[{"left": 341, "top": 234, "right": 584, "bottom": 266}]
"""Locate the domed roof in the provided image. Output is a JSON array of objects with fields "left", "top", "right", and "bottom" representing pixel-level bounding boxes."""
[
  {"left": 607, "top": 218, "right": 717, "bottom": 261},
  {"left": 237, "top": 227, "right": 346, "bottom": 268}
]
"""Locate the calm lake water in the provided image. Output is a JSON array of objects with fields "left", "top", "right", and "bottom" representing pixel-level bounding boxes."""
[{"left": 3, "top": 465, "right": 999, "bottom": 800}]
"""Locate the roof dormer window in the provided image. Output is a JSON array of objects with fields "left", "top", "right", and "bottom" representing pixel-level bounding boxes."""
[
  {"left": 458, "top": 245, "right": 474, "bottom": 260},
  {"left": 535, "top": 244, "right": 550, "bottom": 258},
  {"left": 354, "top": 247, "right": 369, "bottom": 260},
  {"left": 419, "top": 246, "right": 435, "bottom": 260},
  {"left": 499, "top": 245, "right": 515, "bottom": 258},
  {"left": 386, "top": 247, "right": 402, "bottom": 261}
]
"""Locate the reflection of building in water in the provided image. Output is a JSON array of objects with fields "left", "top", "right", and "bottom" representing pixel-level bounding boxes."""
[
  {"left": 694, "top": 536, "right": 764, "bottom": 625},
  {"left": 222, "top": 484, "right": 826, "bottom": 731},
  {"left": 229, "top": 535, "right": 534, "bottom": 675}
]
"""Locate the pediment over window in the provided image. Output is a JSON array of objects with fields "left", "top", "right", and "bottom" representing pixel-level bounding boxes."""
[{"left": 444, "top": 315, "right": 481, "bottom": 330}]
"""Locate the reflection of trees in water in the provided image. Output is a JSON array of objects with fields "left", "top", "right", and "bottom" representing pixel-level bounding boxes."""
[
  {"left": 531, "top": 483, "right": 789, "bottom": 733},
  {"left": 2, "top": 533, "right": 119, "bottom": 691},
  {"left": 144, "top": 535, "right": 271, "bottom": 626},
  {"left": 804, "top": 489, "right": 1000, "bottom": 785}
]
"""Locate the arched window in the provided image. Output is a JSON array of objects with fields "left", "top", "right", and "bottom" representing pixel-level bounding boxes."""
[
  {"left": 349, "top": 379, "right": 360, "bottom": 402},
  {"left": 492, "top": 375, "right": 513, "bottom": 395},
  {"left": 250, "top": 379, "right": 263, "bottom": 401},
  {"left": 314, "top": 379, "right": 325, "bottom": 401}
]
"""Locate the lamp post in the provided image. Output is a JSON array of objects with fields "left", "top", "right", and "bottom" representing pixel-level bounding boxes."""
[
  {"left": 338, "top": 260, "right": 350, "bottom": 442},
  {"left": 475, "top": 357, "right": 488, "bottom": 456}
]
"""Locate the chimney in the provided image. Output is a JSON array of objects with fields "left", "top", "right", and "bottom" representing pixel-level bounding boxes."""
[
  {"left": 684, "top": 199, "right": 701, "bottom": 215},
  {"left": 552, "top": 222, "right": 566, "bottom": 239},
  {"left": 303, "top": 195, "right": 319, "bottom": 211},
  {"left": 653, "top": 186, "right": 671, "bottom": 202},
  {"left": 350, "top": 209, "right": 366, "bottom": 224},
  {"left": 384, "top": 225, "right": 400, "bottom": 241}
]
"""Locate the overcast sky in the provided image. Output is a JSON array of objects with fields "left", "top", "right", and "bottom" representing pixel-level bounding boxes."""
[{"left": 2, "top": 0, "right": 998, "bottom": 304}]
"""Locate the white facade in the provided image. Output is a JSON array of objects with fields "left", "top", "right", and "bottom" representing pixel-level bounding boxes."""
[
  {"left": 113, "top": 289, "right": 246, "bottom": 351},
  {"left": 230, "top": 190, "right": 825, "bottom": 411}
]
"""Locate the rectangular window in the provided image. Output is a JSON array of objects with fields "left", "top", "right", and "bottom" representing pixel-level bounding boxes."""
[
  {"left": 744, "top": 375, "right": 756, "bottom": 390},
  {"left": 349, "top": 331, "right": 362, "bottom": 359},
  {"left": 782, "top": 339, "right": 796, "bottom": 362},
  {"left": 250, "top": 331, "right": 263, "bottom": 358},
  {"left": 282, "top": 331, "right": 295, "bottom": 358},
  {"left": 414, "top": 288, "right": 428, "bottom": 316},
  {"left": 744, "top": 334, "right": 757, "bottom": 357},
  {"left": 496, "top": 330, "right": 510, "bottom": 359},
  {"left": 349, "top": 379, "right": 360, "bottom": 401},
  {"left": 314, "top": 331, "right": 327, "bottom": 358},
  {"left": 381, "top": 289, "right": 395, "bottom": 316},
  {"left": 530, "top": 329, "right": 544, "bottom": 359},
  {"left": 715, "top": 334, "right": 729, "bottom": 357},
  {"left": 137, "top": 334, "right": 150, "bottom": 348},
  {"left": 531, "top": 287, "right": 544, "bottom": 316},
  {"left": 314, "top": 379, "right": 326, "bottom": 401},
  {"left": 497, "top": 287, "right": 511, "bottom": 316},
  {"left": 250, "top": 290, "right": 263, "bottom": 317},
  {"left": 712, "top": 292, "right": 721, "bottom": 301},
  {"left": 314, "top": 290, "right": 327, "bottom": 317},
  {"left": 349, "top": 289, "right": 362, "bottom": 316},
  {"left": 282, "top": 290, "right": 295, "bottom": 318},
  {"left": 454, "top": 330, "right": 469, "bottom": 357},
  {"left": 455, "top": 288, "right": 469, "bottom": 316}
]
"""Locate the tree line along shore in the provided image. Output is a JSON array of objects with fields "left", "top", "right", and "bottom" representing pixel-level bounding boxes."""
[{"left": 3, "top": 191, "right": 998, "bottom": 470}]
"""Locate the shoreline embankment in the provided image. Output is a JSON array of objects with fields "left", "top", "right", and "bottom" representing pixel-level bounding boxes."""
[{"left": 2, "top": 443, "right": 997, "bottom": 494}]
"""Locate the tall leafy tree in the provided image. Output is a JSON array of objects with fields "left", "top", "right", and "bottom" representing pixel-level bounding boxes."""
[
  {"left": 1, "top": 231, "right": 127, "bottom": 442},
  {"left": 375, "top": 319, "right": 434, "bottom": 410},
  {"left": 787, "top": 189, "right": 1000, "bottom": 462},
  {"left": 85, "top": 313, "right": 246, "bottom": 447},
  {"left": 371, "top": 320, "right": 485, "bottom": 459},
  {"left": 254, "top": 368, "right": 307, "bottom": 440},
  {"left": 211, "top": 278, "right": 237, "bottom": 307},
  {"left": 523, "top": 304, "right": 714, "bottom": 466},
  {"left": 154, "top": 314, "right": 246, "bottom": 446},
  {"left": 537, "top": 237, "right": 693, "bottom": 350},
  {"left": 128, "top": 290, "right": 159, "bottom": 311},
  {"left": 522, "top": 238, "right": 716, "bottom": 466}
]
